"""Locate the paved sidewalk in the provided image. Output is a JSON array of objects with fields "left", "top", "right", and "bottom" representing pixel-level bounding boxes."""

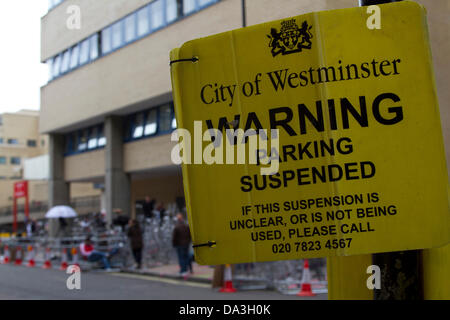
[{"left": 123, "top": 263, "right": 215, "bottom": 284}]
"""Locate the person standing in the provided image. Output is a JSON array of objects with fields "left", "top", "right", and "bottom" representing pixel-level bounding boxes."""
[
  {"left": 127, "top": 219, "right": 143, "bottom": 269},
  {"left": 172, "top": 213, "right": 192, "bottom": 276},
  {"left": 142, "top": 196, "right": 155, "bottom": 219}
]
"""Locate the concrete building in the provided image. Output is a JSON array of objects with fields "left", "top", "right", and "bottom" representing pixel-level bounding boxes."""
[
  {"left": 0, "top": 110, "right": 49, "bottom": 223},
  {"left": 40, "top": 0, "right": 450, "bottom": 227}
]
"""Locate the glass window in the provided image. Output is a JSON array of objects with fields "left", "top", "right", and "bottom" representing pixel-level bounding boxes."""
[
  {"left": 10, "top": 157, "right": 21, "bottom": 165},
  {"left": 101, "top": 27, "right": 112, "bottom": 54},
  {"left": 90, "top": 34, "right": 99, "bottom": 60},
  {"left": 159, "top": 104, "right": 173, "bottom": 132},
  {"left": 124, "top": 14, "right": 136, "bottom": 43},
  {"left": 27, "top": 140, "right": 37, "bottom": 147},
  {"left": 172, "top": 117, "right": 177, "bottom": 129},
  {"left": 87, "top": 128, "right": 98, "bottom": 149},
  {"left": 0, "top": 157, "right": 6, "bottom": 165},
  {"left": 111, "top": 20, "right": 123, "bottom": 49},
  {"left": 52, "top": 54, "right": 61, "bottom": 78},
  {"left": 47, "top": 58, "right": 54, "bottom": 80},
  {"left": 7, "top": 139, "right": 19, "bottom": 145},
  {"left": 0, "top": 137, "right": 3, "bottom": 144},
  {"left": 69, "top": 44, "right": 80, "bottom": 69},
  {"left": 97, "top": 126, "right": 106, "bottom": 147},
  {"left": 183, "top": 0, "right": 196, "bottom": 15},
  {"left": 133, "top": 113, "right": 145, "bottom": 138},
  {"left": 60, "top": 49, "right": 70, "bottom": 73},
  {"left": 137, "top": 5, "right": 150, "bottom": 37},
  {"left": 198, "top": 0, "right": 215, "bottom": 7},
  {"left": 150, "top": 0, "right": 165, "bottom": 30},
  {"left": 166, "top": 0, "right": 179, "bottom": 23},
  {"left": 65, "top": 134, "right": 75, "bottom": 154},
  {"left": 79, "top": 38, "right": 90, "bottom": 65},
  {"left": 78, "top": 130, "right": 88, "bottom": 151},
  {"left": 144, "top": 109, "right": 158, "bottom": 136}
]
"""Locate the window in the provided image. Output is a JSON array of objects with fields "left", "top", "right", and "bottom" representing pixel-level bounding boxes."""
[
  {"left": 60, "top": 49, "right": 70, "bottom": 73},
  {"left": 90, "top": 34, "right": 99, "bottom": 60},
  {"left": 87, "top": 128, "right": 98, "bottom": 149},
  {"left": 0, "top": 138, "right": 3, "bottom": 144},
  {"left": 159, "top": 104, "right": 173, "bottom": 132},
  {"left": 98, "top": 126, "right": 106, "bottom": 147},
  {"left": 69, "top": 44, "right": 80, "bottom": 69},
  {"left": 111, "top": 20, "right": 123, "bottom": 50},
  {"left": 183, "top": 0, "right": 196, "bottom": 15},
  {"left": 79, "top": 38, "right": 90, "bottom": 65},
  {"left": 52, "top": 54, "right": 61, "bottom": 78},
  {"left": 10, "top": 157, "right": 21, "bottom": 165},
  {"left": 101, "top": 27, "right": 112, "bottom": 54},
  {"left": 145, "top": 109, "right": 158, "bottom": 136},
  {"left": 172, "top": 117, "right": 177, "bottom": 129},
  {"left": 137, "top": 5, "right": 150, "bottom": 37},
  {"left": 150, "top": 0, "right": 165, "bottom": 31},
  {"left": 27, "top": 140, "right": 37, "bottom": 147},
  {"left": 166, "top": 0, "right": 180, "bottom": 23},
  {"left": 7, "top": 139, "right": 19, "bottom": 145},
  {"left": 124, "top": 14, "right": 137, "bottom": 43},
  {"left": 0, "top": 157, "right": 6, "bottom": 165},
  {"left": 133, "top": 113, "right": 144, "bottom": 138},
  {"left": 78, "top": 130, "right": 88, "bottom": 151},
  {"left": 47, "top": 58, "right": 54, "bottom": 80},
  {"left": 65, "top": 133, "right": 76, "bottom": 154},
  {"left": 198, "top": 0, "right": 215, "bottom": 7}
]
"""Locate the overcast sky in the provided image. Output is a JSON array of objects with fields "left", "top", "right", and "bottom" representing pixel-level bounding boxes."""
[{"left": 0, "top": 0, "right": 48, "bottom": 114}]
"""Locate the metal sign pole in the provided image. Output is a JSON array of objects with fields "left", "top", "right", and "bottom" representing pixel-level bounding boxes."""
[{"left": 359, "top": 0, "right": 423, "bottom": 300}]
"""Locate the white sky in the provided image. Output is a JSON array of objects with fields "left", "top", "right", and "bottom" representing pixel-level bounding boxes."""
[{"left": 0, "top": 0, "right": 48, "bottom": 114}]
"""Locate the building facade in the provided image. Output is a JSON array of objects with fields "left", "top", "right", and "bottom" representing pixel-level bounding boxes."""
[{"left": 40, "top": 0, "right": 450, "bottom": 226}]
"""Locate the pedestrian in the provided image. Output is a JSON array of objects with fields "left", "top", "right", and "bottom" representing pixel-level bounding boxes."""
[
  {"left": 142, "top": 196, "right": 156, "bottom": 219},
  {"left": 79, "top": 235, "right": 118, "bottom": 271},
  {"left": 127, "top": 219, "right": 143, "bottom": 269},
  {"left": 172, "top": 213, "right": 192, "bottom": 276},
  {"left": 112, "top": 208, "right": 129, "bottom": 231}
]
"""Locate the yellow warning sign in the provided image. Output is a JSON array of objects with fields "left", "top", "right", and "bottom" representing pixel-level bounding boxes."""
[{"left": 170, "top": 1, "right": 450, "bottom": 265}]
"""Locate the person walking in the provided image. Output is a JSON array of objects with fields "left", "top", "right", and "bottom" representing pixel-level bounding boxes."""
[
  {"left": 172, "top": 213, "right": 192, "bottom": 276},
  {"left": 127, "top": 219, "right": 143, "bottom": 269}
]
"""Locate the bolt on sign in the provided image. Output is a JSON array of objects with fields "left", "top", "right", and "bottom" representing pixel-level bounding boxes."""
[{"left": 169, "top": 1, "right": 450, "bottom": 265}]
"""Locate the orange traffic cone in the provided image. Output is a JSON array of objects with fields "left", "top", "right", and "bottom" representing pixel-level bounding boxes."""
[
  {"left": 42, "top": 247, "right": 52, "bottom": 269},
  {"left": 219, "top": 264, "right": 237, "bottom": 293},
  {"left": 297, "top": 259, "right": 316, "bottom": 297},
  {"left": 2, "top": 245, "right": 10, "bottom": 264},
  {"left": 60, "top": 248, "right": 68, "bottom": 270},
  {"left": 14, "top": 246, "right": 23, "bottom": 266},
  {"left": 26, "top": 245, "right": 36, "bottom": 267},
  {"left": 71, "top": 247, "right": 80, "bottom": 268}
]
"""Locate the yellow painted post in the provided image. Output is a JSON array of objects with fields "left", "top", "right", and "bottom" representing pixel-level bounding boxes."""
[
  {"left": 422, "top": 244, "right": 450, "bottom": 300},
  {"left": 327, "top": 255, "right": 373, "bottom": 300}
]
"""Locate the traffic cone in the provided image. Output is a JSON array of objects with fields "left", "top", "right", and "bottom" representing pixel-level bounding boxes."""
[
  {"left": 14, "top": 246, "right": 23, "bottom": 266},
  {"left": 42, "top": 247, "right": 52, "bottom": 269},
  {"left": 219, "top": 264, "right": 237, "bottom": 293},
  {"left": 60, "top": 248, "right": 68, "bottom": 270},
  {"left": 26, "top": 245, "right": 36, "bottom": 267},
  {"left": 2, "top": 245, "right": 10, "bottom": 264},
  {"left": 297, "top": 259, "right": 316, "bottom": 297},
  {"left": 71, "top": 247, "right": 80, "bottom": 268}
]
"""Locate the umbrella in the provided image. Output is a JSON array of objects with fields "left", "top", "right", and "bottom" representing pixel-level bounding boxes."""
[{"left": 45, "top": 206, "right": 78, "bottom": 219}]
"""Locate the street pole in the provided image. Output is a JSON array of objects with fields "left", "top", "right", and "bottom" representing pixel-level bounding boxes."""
[
  {"left": 242, "top": 0, "right": 247, "bottom": 27},
  {"left": 359, "top": 0, "right": 423, "bottom": 300}
]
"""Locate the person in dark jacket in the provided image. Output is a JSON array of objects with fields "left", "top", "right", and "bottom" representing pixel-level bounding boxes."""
[
  {"left": 127, "top": 219, "right": 143, "bottom": 269},
  {"left": 172, "top": 213, "right": 192, "bottom": 275},
  {"left": 142, "top": 196, "right": 156, "bottom": 219}
]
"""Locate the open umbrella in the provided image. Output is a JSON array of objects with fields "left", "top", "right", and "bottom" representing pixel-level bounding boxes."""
[{"left": 45, "top": 206, "right": 78, "bottom": 219}]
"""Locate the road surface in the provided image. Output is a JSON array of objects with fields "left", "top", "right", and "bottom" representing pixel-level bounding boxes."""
[{"left": 0, "top": 264, "right": 327, "bottom": 300}]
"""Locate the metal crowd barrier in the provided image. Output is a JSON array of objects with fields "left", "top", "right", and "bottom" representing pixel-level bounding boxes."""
[{"left": 0, "top": 232, "right": 133, "bottom": 271}]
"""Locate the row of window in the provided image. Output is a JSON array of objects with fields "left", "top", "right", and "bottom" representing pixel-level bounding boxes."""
[
  {"left": 64, "top": 103, "right": 177, "bottom": 156},
  {"left": 0, "top": 138, "right": 38, "bottom": 147},
  {"left": 65, "top": 125, "right": 106, "bottom": 155},
  {"left": 0, "top": 157, "right": 21, "bottom": 165},
  {"left": 47, "top": 0, "right": 219, "bottom": 82},
  {"left": 124, "top": 103, "right": 177, "bottom": 142}
]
